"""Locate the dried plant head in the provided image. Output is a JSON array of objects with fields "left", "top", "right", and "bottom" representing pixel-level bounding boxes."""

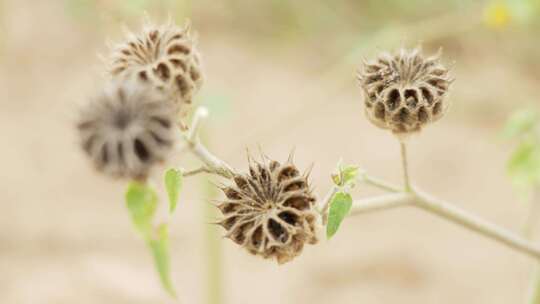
[
  {"left": 77, "top": 80, "right": 177, "bottom": 181},
  {"left": 357, "top": 47, "right": 454, "bottom": 137},
  {"left": 107, "top": 19, "right": 203, "bottom": 121},
  {"left": 217, "top": 152, "right": 320, "bottom": 264}
]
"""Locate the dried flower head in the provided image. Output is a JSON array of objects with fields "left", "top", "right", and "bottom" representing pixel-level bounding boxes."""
[
  {"left": 357, "top": 48, "right": 454, "bottom": 135},
  {"left": 107, "top": 19, "right": 203, "bottom": 120},
  {"left": 77, "top": 80, "right": 177, "bottom": 180},
  {"left": 217, "top": 154, "right": 320, "bottom": 264}
]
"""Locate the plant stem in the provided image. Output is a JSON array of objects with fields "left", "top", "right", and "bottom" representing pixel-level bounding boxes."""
[
  {"left": 360, "top": 172, "right": 401, "bottom": 193},
  {"left": 412, "top": 188, "right": 540, "bottom": 260},
  {"left": 183, "top": 107, "right": 235, "bottom": 179},
  {"left": 353, "top": 172, "right": 540, "bottom": 260},
  {"left": 197, "top": 115, "right": 224, "bottom": 304},
  {"left": 399, "top": 140, "right": 411, "bottom": 191},
  {"left": 203, "top": 180, "right": 223, "bottom": 304},
  {"left": 183, "top": 167, "right": 213, "bottom": 177},
  {"left": 525, "top": 190, "right": 540, "bottom": 304},
  {"left": 528, "top": 265, "right": 540, "bottom": 304},
  {"left": 350, "top": 193, "right": 412, "bottom": 215},
  {"left": 189, "top": 141, "right": 235, "bottom": 178}
]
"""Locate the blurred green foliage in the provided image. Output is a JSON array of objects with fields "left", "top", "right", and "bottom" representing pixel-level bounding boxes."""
[
  {"left": 165, "top": 168, "right": 183, "bottom": 214},
  {"left": 64, "top": 0, "right": 191, "bottom": 24},
  {"left": 148, "top": 224, "right": 176, "bottom": 298},
  {"left": 126, "top": 182, "right": 158, "bottom": 237},
  {"left": 125, "top": 182, "right": 177, "bottom": 297},
  {"left": 503, "top": 108, "right": 540, "bottom": 198},
  {"left": 484, "top": 0, "right": 540, "bottom": 29},
  {"left": 62, "top": 0, "right": 540, "bottom": 37}
]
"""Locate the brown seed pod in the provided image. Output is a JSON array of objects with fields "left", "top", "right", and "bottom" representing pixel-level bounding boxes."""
[
  {"left": 77, "top": 80, "right": 177, "bottom": 181},
  {"left": 357, "top": 48, "right": 454, "bottom": 136},
  {"left": 217, "top": 154, "right": 320, "bottom": 264},
  {"left": 107, "top": 19, "right": 203, "bottom": 120}
]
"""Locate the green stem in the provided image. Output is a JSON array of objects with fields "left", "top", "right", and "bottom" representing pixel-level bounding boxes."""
[
  {"left": 528, "top": 265, "right": 540, "bottom": 304},
  {"left": 203, "top": 180, "right": 223, "bottom": 304},
  {"left": 399, "top": 140, "right": 411, "bottom": 192},
  {"left": 526, "top": 191, "right": 540, "bottom": 304},
  {"left": 200, "top": 127, "right": 223, "bottom": 304}
]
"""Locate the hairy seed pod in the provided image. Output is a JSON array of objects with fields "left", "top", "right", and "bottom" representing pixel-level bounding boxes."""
[
  {"left": 107, "top": 20, "right": 203, "bottom": 119},
  {"left": 217, "top": 154, "right": 320, "bottom": 264},
  {"left": 357, "top": 48, "right": 454, "bottom": 136},
  {"left": 77, "top": 80, "right": 177, "bottom": 181}
]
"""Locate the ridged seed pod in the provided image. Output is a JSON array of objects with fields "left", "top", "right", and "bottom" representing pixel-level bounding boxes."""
[
  {"left": 77, "top": 80, "right": 177, "bottom": 181},
  {"left": 218, "top": 154, "right": 319, "bottom": 264},
  {"left": 108, "top": 20, "right": 203, "bottom": 120},
  {"left": 357, "top": 48, "right": 454, "bottom": 136}
]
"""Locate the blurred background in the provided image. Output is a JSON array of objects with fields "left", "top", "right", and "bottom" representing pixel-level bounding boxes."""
[{"left": 2, "top": 0, "right": 540, "bottom": 303}]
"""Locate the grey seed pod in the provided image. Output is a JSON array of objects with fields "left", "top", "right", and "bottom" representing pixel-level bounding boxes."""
[
  {"left": 107, "top": 20, "right": 203, "bottom": 120},
  {"left": 357, "top": 48, "right": 454, "bottom": 135},
  {"left": 217, "top": 154, "right": 320, "bottom": 264},
  {"left": 77, "top": 80, "right": 177, "bottom": 181}
]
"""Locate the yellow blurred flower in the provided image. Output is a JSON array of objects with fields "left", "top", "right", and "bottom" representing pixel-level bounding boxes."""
[{"left": 483, "top": 1, "right": 512, "bottom": 29}]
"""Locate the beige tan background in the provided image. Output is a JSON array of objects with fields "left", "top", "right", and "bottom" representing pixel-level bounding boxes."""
[{"left": 1, "top": 0, "right": 539, "bottom": 303}]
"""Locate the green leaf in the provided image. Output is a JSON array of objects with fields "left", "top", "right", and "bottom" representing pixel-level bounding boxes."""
[
  {"left": 125, "top": 182, "right": 158, "bottom": 237},
  {"left": 507, "top": 139, "right": 540, "bottom": 194},
  {"left": 502, "top": 108, "right": 539, "bottom": 139},
  {"left": 148, "top": 224, "right": 176, "bottom": 298},
  {"left": 332, "top": 162, "right": 359, "bottom": 187},
  {"left": 164, "top": 168, "right": 183, "bottom": 214},
  {"left": 341, "top": 165, "right": 360, "bottom": 187},
  {"left": 326, "top": 192, "right": 353, "bottom": 239},
  {"left": 120, "top": 0, "right": 152, "bottom": 16}
]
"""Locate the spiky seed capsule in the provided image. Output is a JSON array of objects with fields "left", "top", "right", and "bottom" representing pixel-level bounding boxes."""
[
  {"left": 77, "top": 80, "right": 177, "bottom": 181},
  {"left": 108, "top": 20, "right": 203, "bottom": 120},
  {"left": 217, "top": 155, "right": 319, "bottom": 264},
  {"left": 357, "top": 48, "right": 454, "bottom": 135}
]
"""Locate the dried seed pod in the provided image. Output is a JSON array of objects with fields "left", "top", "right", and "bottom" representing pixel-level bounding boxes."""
[
  {"left": 107, "top": 19, "right": 203, "bottom": 120},
  {"left": 77, "top": 80, "right": 177, "bottom": 180},
  {"left": 217, "top": 154, "right": 320, "bottom": 264},
  {"left": 357, "top": 48, "right": 454, "bottom": 136}
]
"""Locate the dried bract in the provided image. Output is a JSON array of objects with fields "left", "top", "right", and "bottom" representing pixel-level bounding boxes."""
[
  {"left": 217, "top": 155, "right": 319, "bottom": 264},
  {"left": 77, "top": 81, "right": 177, "bottom": 180},
  {"left": 357, "top": 48, "right": 453, "bottom": 135},
  {"left": 108, "top": 20, "right": 203, "bottom": 119}
]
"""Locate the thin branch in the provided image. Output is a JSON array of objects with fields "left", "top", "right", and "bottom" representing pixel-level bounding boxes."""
[
  {"left": 524, "top": 190, "right": 540, "bottom": 304},
  {"left": 188, "top": 141, "right": 235, "bottom": 178},
  {"left": 412, "top": 188, "right": 540, "bottom": 261},
  {"left": 527, "top": 265, "right": 540, "bottom": 304},
  {"left": 350, "top": 193, "right": 412, "bottom": 215},
  {"left": 399, "top": 140, "right": 411, "bottom": 191},
  {"left": 354, "top": 171, "right": 540, "bottom": 260},
  {"left": 360, "top": 173, "right": 401, "bottom": 193},
  {"left": 187, "top": 107, "right": 208, "bottom": 142},
  {"left": 183, "top": 167, "right": 213, "bottom": 177},
  {"left": 183, "top": 107, "right": 236, "bottom": 179}
]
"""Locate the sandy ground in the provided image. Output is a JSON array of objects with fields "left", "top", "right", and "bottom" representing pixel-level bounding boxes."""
[{"left": 1, "top": 1, "right": 539, "bottom": 303}]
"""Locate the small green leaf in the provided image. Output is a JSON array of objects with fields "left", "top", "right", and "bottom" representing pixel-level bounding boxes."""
[
  {"left": 341, "top": 165, "right": 360, "bottom": 187},
  {"left": 502, "top": 108, "right": 539, "bottom": 139},
  {"left": 125, "top": 182, "right": 158, "bottom": 237},
  {"left": 164, "top": 168, "right": 183, "bottom": 213},
  {"left": 332, "top": 162, "right": 359, "bottom": 187},
  {"left": 326, "top": 192, "right": 353, "bottom": 239},
  {"left": 331, "top": 173, "right": 341, "bottom": 185},
  {"left": 507, "top": 139, "right": 540, "bottom": 194},
  {"left": 148, "top": 224, "right": 176, "bottom": 298}
]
